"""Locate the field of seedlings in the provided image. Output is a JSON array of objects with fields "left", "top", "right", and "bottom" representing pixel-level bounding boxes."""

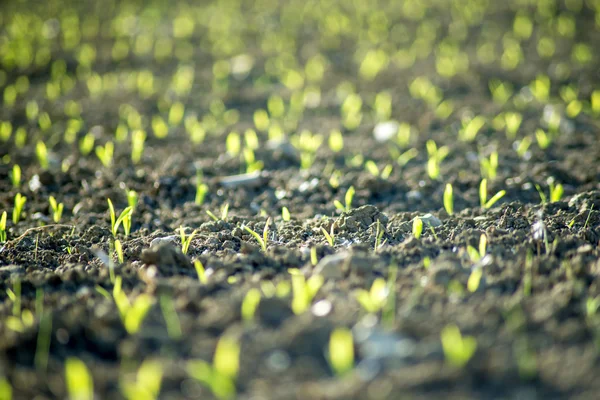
[{"left": 1, "top": 0, "right": 600, "bottom": 398}]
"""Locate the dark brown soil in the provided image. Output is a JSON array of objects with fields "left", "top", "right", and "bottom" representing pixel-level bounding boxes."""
[{"left": 1, "top": 0, "right": 600, "bottom": 399}]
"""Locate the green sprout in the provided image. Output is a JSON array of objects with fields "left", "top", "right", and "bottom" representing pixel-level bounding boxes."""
[
  {"left": 10, "top": 164, "right": 20, "bottom": 188},
  {"left": 467, "top": 234, "right": 487, "bottom": 262},
  {"left": 426, "top": 140, "right": 449, "bottom": 180},
  {"left": 321, "top": 225, "right": 335, "bottom": 247},
  {"left": 355, "top": 278, "right": 389, "bottom": 314},
  {"left": 459, "top": 115, "right": 485, "bottom": 142},
  {"left": 535, "top": 129, "right": 551, "bottom": 149},
  {"left": 281, "top": 207, "right": 291, "bottom": 222},
  {"left": 0, "top": 211, "right": 6, "bottom": 242},
  {"left": 243, "top": 218, "right": 270, "bottom": 252},
  {"left": 131, "top": 129, "right": 146, "bottom": 164},
  {"left": 0, "top": 378, "right": 11, "bottom": 400},
  {"left": 468, "top": 268, "right": 483, "bottom": 293},
  {"left": 412, "top": 217, "right": 423, "bottom": 239},
  {"left": 194, "top": 260, "right": 208, "bottom": 284},
  {"left": 49, "top": 196, "right": 64, "bottom": 223},
  {"left": 65, "top": 357, "right": 94, "bottom": 400},
  {"left": 179, "top": 226, "right": 198, "bottom": 255},
  {"left": 187, "top": 335, "right": 240, "bottom": 400},
  {"left": 113, "top": 276, "right": 154, "bottom": 334},
  {"left": 107, "top": 199, "right": 133, "bottom": 238},
  {"left": 241, "top": 288, "right": 261, "bottom": 323},
  {"left": 127, "top": 190, "right": 138, "bottom": 209},
  {"left": 159, "top": 294, "right": 182, "bottom": 340},
  {"left": 440, "top": 324, "right": 477, "bottom": 368},
  {"left": 121, "top": 359, "right": 163, "bottom": 400},
  {"left": 480, "top": 151, "right": 499, "bottom": 180},
  {"left": 36, "top": 141, "right": 49, "bottom": 170},
  {"left": 95, "top": 141, "right": 114, "bottom": 168},
  {"left": 535, "top": 182, "right": 564, "bottom": 204},
  {"left": 79, "top": 133, "right": 95, "bottom": 156},
  {"left": 328, "top": 129, "right": 344, "bottom": 153},
  {"left": 207, "top": 203, "right": 229, "bottom": 222},
  {"left": 443, "top": 183, "right": 454, "bottom": 215},
  {"left": 290, "top": 270, "right": 324, "bottom": 314},
  {"left": 374, "top": 220, "right": 385, "bottom": 251},
  {"left": 479, "top": 179, "right": 506, "bottom": 209},
  {"left": 328, "top": 328, "right": 354, "bottom": 376},
  {"left": 114, "top": 239, "right": 124, "bottom": 264},
  {"left": 334, "top": 186, "right": 355, "bottom": 212},
  {"left": 12, "top": 193, "right": 27, "bottom": 224},
  {"left": 195, "top": 172, "right": 209, "bottom": 206}
]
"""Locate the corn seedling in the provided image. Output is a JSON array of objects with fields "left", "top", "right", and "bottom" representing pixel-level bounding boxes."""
[
  {"left": 12, "top": 193, "right": 26, "bottom": 224},
  {"left": 0, "top": 378, "right": 11, "bottom": 400},
  {"left": 121, "top": 359, "right": 163, "bottom": 400},
  {"left": 241, "top": 288, "right": 261, "bottom": 323},
  {"left": 328, "top": 328, "right": 354, "bottom": 376},
  {"left": 195, "top": 172, "right": 209, "bottom": 205},
  {"left": 127, "top": 190, "right": 138, "bottom": 209},
  {"left": 10, "top": 164, "right": 20, "bottom": 188},
  {"left": 443, "top": 183, "right": 454, "bottom": 215},
  {"left": 504, "top": 112, "right": 522, "bottom": 139},
  {"left": 36, "top": 141, "right": 49, "bottom": 170},
  {"left": 459, "top": 115, "right": 486, "bottom": 142},
  {"left": 159, "top": 294, "right": 182, "bottom": 340},
  {"left": 328, "top": 129, "right": 344, "bottom": 152},
  {"left": 480, "top": 151, "right": 499, "bottom": 180},
  {"left": 321, "top": 225, "right": 335, "bottom": 247},
  {"left": 467, "top": 234, "right": 487, "bottom": 262},
  {"left": 355, "top": 278, "right": 389, "bottom": 314},
  {"left": 131, "top": 129, "right": 146, "bottom": 164},
  {"left": 479, "top": 179, "right": 506, "bottom": 209},
  {"left": 374, "top": 220, "right": 385, "bottom": 250},
  {"left": 440, "top": 324, "right": 477, "bottom": 368},
  {"left": 79, "top": 133, "right": 95, "bottom": 156},
  {"left": 114, "top": 240, "right": 124, "bottom": 264},
  {"left": 281, "top": 207, "right": 291, "bottom": 222},
  {"left": 426, "top": 140, "right": 449, "bottom": 180},
  {"left": 95, "top": 141, "right": 114, "bottom": 167},
  {"left": 179, "top": 226, "right": 197, "bottom": 255},
  {"left": 413, "top": 217, "right": 423, "bottom": 239},
  {"left": 0, "top": 211, "right": 6, "bottom": 243},
  {"left": 48, "top": 196, "right": 64, "bottom": 223},
  {"left": 113, "top": 276, "right": 154, "bottom": 334},
  {"left": 194, "top": 259, "right": 208, "bottom": 284},
  {"left": 187, "top": 335, "right": 240, "bottom": 400},
  {"left": 207, "top": 203, "right": 229, "bottom": 222},
  {"left": 535, "top": 129, "right": 551, "bottom": 149},
  {"left": 65, "top": 357, "right": 94, "bottom": 400},
  {"left": 107, "top": 199, "right": 133, "bottom": 238},
  {"left": 515, "top": 136, "right": 532, "bottom": 158},
  {"left": 334, "top": 186, "right": 355, "bottom": 212},
  {"left": 291, "top": 271, "right": 324, "bottom": 314},
  {"left": 243, "top": 218, "right": 270, "bottom": 252}
]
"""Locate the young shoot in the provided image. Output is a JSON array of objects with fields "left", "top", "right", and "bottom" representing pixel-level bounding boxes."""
[
  {"left": 36, "top": 141, "right": 49, "bottom": 170},
  {"left": 328, "top": 328, "right": 354, "bottom": 376},
  {"left": 195, "top": 172, "right": 209, "bottom": 206},
  {"left": 241, "top": 288, "right": 261, "bottom": 323},
  {"left": 13, "top": 193, "right": 27, "bottom": 224},
  {"left": 440, "top": 324, "right": 477, "bottom": 368},
  {"left": 243, "top": 218, "right": 270, "bottom": 252},
  {"left": 107, "top": 199, "right": 133, "bottom": 238},
  {"left": 194, "top": 259, "right": 208, "bottom": 284},
  {"left": 121, "top": 359, "right": 163, "bottom": 400},
  {"left": 95, "top": 141, "right": 114, "bottom": 168},
  {"left": 426, "top": 140, "right": 449, "bottom": 180},
  {"left": 0, "top": 211, "right": 7, "bottom": 242},
  {"left": 65, "top": 357, "right": 94, "bottom": 400},
  {"left": 290, "top": 271, "right": 324, "bottom": 314},
  {"left": 443, "top": 183, "right": 454, "bottom": 215},
  {"left": 480, "top": 151, "right": 499, "bottom": 180},
  {"left": 479, "top": 179, "right": 506, "bottom": 209},
  {"left": 413, "top": 217, "right": 423, "bottom": 239},
  {"left": 355, "top": 278, "right": 389, "bottom": 313},
  {"left": 334, "top": 186, "right": 355, "bottom": 212},
  {"left": 113, "top": 276, "right": 154, "bottom": 334},
  {"left": 321, "top": 225, "right": 335, "bottom": 247},
  {"left": 11, "top": 164, "right": 21, "bottom": 188},
  {"left": 49, "top": 196, "right": 64, "bottom": 223},
  {"left": 114, "top": 239, "right": 124, "bottom": 263},
  {"left": 159, "top": 294, "right": 182, "bottom": 340},
  {"left": 207, "top": 203, "right": 229, "bottom": 222},
  {"left": 179, "top": 226, "right": 197, "bottom": 255},
  {"left": 281, "top": 206, "right": 291, "bottom": 222}
]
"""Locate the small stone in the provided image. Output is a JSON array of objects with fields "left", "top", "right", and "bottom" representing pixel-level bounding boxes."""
[
  {"left": 150, "top": 235, "right": 178, "bottom": 248},
  {"left": 418, "top": 213, "right": 442, "bottom": 228}
]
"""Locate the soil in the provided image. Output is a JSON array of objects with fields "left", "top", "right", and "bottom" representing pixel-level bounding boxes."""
[{"left": 1, "top": 0, "right": 600, "bottom": 399}]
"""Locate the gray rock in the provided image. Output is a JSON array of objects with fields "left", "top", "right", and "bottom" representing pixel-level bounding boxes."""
[
  {"left": 313, "top": 252, "right": 348, "bottom": 279},
  {"left": 418, "top": 213, "right": 442, "bottom": 228},
  {"left": 149, "top": 235, "right": 178, "bottom": 248}
]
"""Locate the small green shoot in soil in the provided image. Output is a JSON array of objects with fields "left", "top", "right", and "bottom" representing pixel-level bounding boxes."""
[
  {"left": 126, "top": 190, "right": 138, "bottom": 209},
  {"left": 440, "top": 324, "right": 477, "bottom": 368},
  {"left": 467, "top": 268, "right": 483, "bottom": 292},
  {"left": 241, "top": 288, "right": 261, "bottom": 323},
  {"left": 328, "top": 129, "right": 344, "bottom": 152},
  {"left": 321, "top": 225, "right": 335, "bottom": 247},
  {"left": 207, "top": 203, "right": 229, "bottom": 222},
  {"left": 480, "top": 151, "right": 499, "bottom": 180},
  {"left": 187, "top": 335, "right": 240, "bottom": 400},
  {"left": 159, "top": 294, "right": 182, "bottom": 340},
  {"left": 113, "top": 276, "right": 154, "bottom": 334},
  {"left": 413, "top": 217, "right": 423, "bottom": 239},
  {"left": 114, "top": 239, "right": 124, "bottom": 263},
  {"left": 444, "top": 183, "right": 454, "bottom": 215},
  {"left": 107, "top": 199, "right": 133, "bottom": 238},
  {"left": 194, "top": 260, "right": 208, "bottom": 284},
  {"left": 535, "top": 182, "right": 563, "bottom": 204},
  {"left": 310, "top": 247, "right": 318, "bottom": 266},
  {"left": 374, "top": 219, "right": 385, "bottom": 250},
  {"left": 583, "top": 205, "right": 594, "bottom": 230},
  {"left": 65, "top": 357, "right": 94, "bottom": 400},
  {"left": 355, "top": 277, "right": 389, "bottom": 314},
  {"left": 13, "top": 193, "right": 26, "bottom": 224},
  {"left": 195, "top": 171, "right": 208, "bottom": 205},
  {"left": 243, "top": 218, "right": 270, "bottom": 252},
  {"left": 290, "top": 270, "right": 324, "bottom": 314},
  {"left": 0, "top": 211, "right": 6, "bottom": 242},
  {"left": 0, "top": 378, "right": 11, "bottom": 399},
  {"left": 49, "top": 196, "right": 64, "bottom": 223},
  {"left": 328, "top": 328, "right": 354, "bottom": 376},
  {"left": 120, "top": 359, "right": 163, "bottom": 400},
  {"left": 334, "top": 186, "right": 355, "bottom": 212},
  {"left": 467, "top": 234, "right": 487, "bottom": 262},
  {"left": 426, "top": 140, "right": 449, "bottom": 180},
  {"left": 586, "top": 296, "right": 600, "bottom": 318},
  {"left": 281, "top": 207, "right": 291, "bottom": 221},
  {"left": 10, "top": 164, "right": 20, "bottom": 188},
  {"left": 36, "top": 141, "right": 49, "bottom": 170},
  {"left": 179, "top": 226, "right": 197, "bottom": 255},
  {"left": 479, "top": 179, "right": 506, "bottom": 209},
  {"left": 95, "top": 141, "right": 114, "bottom": 167}
]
